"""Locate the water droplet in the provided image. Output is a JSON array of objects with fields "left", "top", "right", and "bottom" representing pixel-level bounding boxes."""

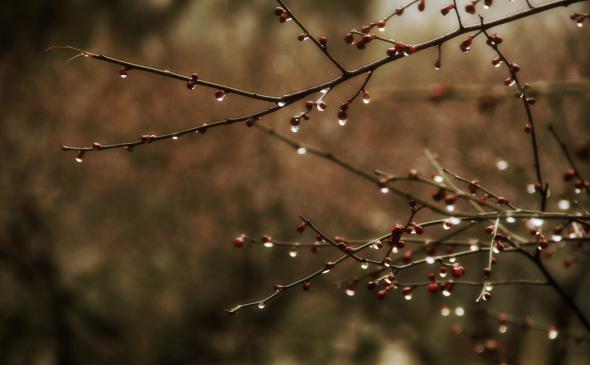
[
  {"left": 446, "top": 204, "right": 455, "bottom": 212},
  {"left": 291, "top": 124, "right": 300, "bottom": 133},
  {"left": 506, "top": 216, "right": 516, "bottom": 224},
  {"left": 548, "top": 327, "right": 559, "bottom": 340},
  {"left": 172, "top": 135, "right": 179, "bottom": 140},
  {"left": 346, "top": 288, "right": 355, "bottom": 296},
  {"left": 462, "top": 47, "right": 470, "bottom": 54},
  {"left": 527, "top": 218, "right": 544, "bottom": 229},
  {"left": 575, "top": 188, "right": 582, "bottom": 194},
  {"left": 426, "top": 256, "right": 436, "bottom": 264},
  {"left": 486, "top": 285, "right": 494, "bottom": 291},
  {"left": 455, "top": 307, "right": 465, "bottom": 316},
  {"left": 449, "top": 217, "right": 461, "bottom": 225},
  {"left": 371, "top": 240, "right": 382, "bottom": 250},
  {"left": 484, "top": 4, "right": 490, "bottom": 9},
  {"left": 496, "top": 160, "right": 509, "bottom": 170},
  {"left": 551, "top": 235, "right": 562, "bottom": 242},
  {"left": 577, "top": 21, "right": 584, "bottom": 28},
  {"left": 439, "top": 271, "right": 447, "bottom": 278},
  {"left": 321, "top": 268, "right": 331, "bottom": 274},
  {"left": 277, "top": 100, "right": 286, "bottom": 107},
  {"left": 442, "top": 289, "right": 452, "bottom": 297},
  {"left": 442, "top": 222, "right": 451, "bottom": 230},
  {"left": 441, "top": 306, "right": 450, "bottom": 316},
  {"left": 508, "top": 79, "right": 516, "bottom": 87},
  {"left": 361, "top": 261, "right": 369, "bottom": 270},
  {"left": 257, "top": 302, "right": 266, "bottom": 309},
  {"left": 558, "top": 199, "right": 570, "bottom": 210},
  {"left": 297, "top": 147, "right": 307, "bottom": 155},
  {"left": 216, "top": 94, "right": 225, "bottom": 102},
  {"left": 493, "top": 247, "right": 500, "bottom": 254},
  {"left": 526, "top": 184, "right": 536, "bottom": 194},
  {"left": 392, "top": 247, "right": 398, "bottom": 254},
  {"left": 338, "top": 116, "right": 348, "bottom": 126},
  {"left": 263, "top": 241, "right": 274, "bottom": 248},
  {"left": 498, "top": 324, "right": 508, "bottom": 334},
  {"left": 316, "top": 102, "right": 326, "bottom": 112},
  {"left": 434, "top": 175, "right": 444, "bottom": 183},
  {"left": 378, "top": 26, "right": 385, "bottom": 32},
  {"left": 448, "top": 257, "right": 456, "bottom": 263},
  {"left": 470, "top": 244, "right": 479, "bottom": 251},
  {"left": 404, "top": 294, "right": 413, "bottom": 301},
  {"left": 289, "top": 248, "right": 298, "bottom": 258},
  {"left": 380, "top": 186, "right": 389, "bottom": 194}
]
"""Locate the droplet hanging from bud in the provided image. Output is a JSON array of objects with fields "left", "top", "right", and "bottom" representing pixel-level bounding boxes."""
[
  {"left": 215, "top": 90, "right": 226, "bottom": 101},
  {"left": 337, "top": 111, "right": 348, "bottom": 126},
  {"left": 119, "top": 66, "right": 129, "bottom": 78},
  {"left": 362, "top": 90, "right": 371, "bottom": 104},
  {"left": 75, "top": 151, "right": 84, "bottom": 163},
  {"left": 289, "top": 247, "right": 298, "bottom": 258},
  {"left": 297, "top": 147, "right": 306, "bottom": 155}
]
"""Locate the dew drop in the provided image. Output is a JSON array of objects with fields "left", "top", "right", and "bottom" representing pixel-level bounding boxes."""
[
  {"left": 496, "top": 160, "right": 509, "bottom": 170},
  {"left": 434, "top": 175, "right": 444, "bottom": 183},
  {"left": 506, "top": 216, "right": 516, "bottom": 224},
  {"left": 558, "top": 199, "right": 570, "bottom": 210},
  {"left": 361, "top": 261, "right": 369, "bottom": 270},
  {"left": 439, "top": 271, "right": 447, "bottom": 278},
  {"left": 404, "top": 293, "right": 413, "bottom": 301},
  {"left": 316, "top": 103, "right": 326, "bottom": 112},
  {"left": 462, "top": 47, "right": 470, "bottom": 54},
  {"left": 548, "top": 327, "right": 559, "bottom": 340},
  {"left": 263, "top": 241, "right": 274, "bottom": 248},
  {"left": 449, "top": 257, "right": 456, "bottom": 263},
  {"left": 75, "top": 151, "right": 84, "bottom": 163},
  {"left": 277, "top": 100, "right": 286, "bottom": 107},
  {"left": 551, "top": 235, "right": 563, "bottom": 242},
  {"left": 297, "top": 147, "right": 307, "bottom": 155},
  {"left": 575, "top": 188, "right": 582, "bottom": 194},
  {"left": 446, "top": 204, "right": 455, "bottom": 212},
  {"left": 426, "top": 256, "right": 436, "bottom": 264},
  {"left": 441, "top": 306, "right": 450, "bottom": 316},
  {"left": 257, "top": 302, "right": 266, "bottom": 310},
  {"left": 321, "top": 268, "right": 331, "bottom": 274},
  {"left": 442, "top": 289, "right": 452, "bottom": 297},
  {"left": 371, "top": 240, "right": 382, "bottom": 250},
  {"left": 216, "top": 94, "right": 226, "bottom": 102},
  {"left": 172, "top": 135, "right": 179, "bottom": 141},
  {"left": 392, "top": 246, "right": 399, "bottom": 254},
  {"left": 527, "top": 218, "right": 544, "bottom": 229},
  {"left": 526, "top": 184, "right": 536, "bottom": 194},
  {"left": 442, "top": 222, "right": 452, "bottom": 230},
  {"left": 449, "top": 217, "right": 461, "bottom": 225},
  {"left": 483, "top": 4, "right": 490, "bottom": 9},
  {"left": 346, "top": 288, "right": 356, "bottom": 296},
  {"left": 380, "top": 186, "right": 390, "bottom": 194},
  {"left": 577, "top": 21, "right": 583, "bottom": 28},
  {"left": 470, "top": 244, "right": 479, "bottom": 252},
  {"left": 291, "top": 124, "right": 300, "bottom": 133},
  {"left": 378, "top": 26, "right": 386, "bottom": 32},
  {"left": 338, "top": 116, "right": 348, "bottom": 126},
  {"left": 498, "top": 324, "right": 508, "bottom": 334},
  {"left": 493, "top": 247, "right": 500, "bottom": 254},
  {"left": 455, "top": 306, "right": 465, "bottom": 316},
  {"left": 289, "top": 248, "right": 298, "bottom": 258}
]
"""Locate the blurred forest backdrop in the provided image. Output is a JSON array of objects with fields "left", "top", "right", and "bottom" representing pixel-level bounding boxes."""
[{"left": 1, "top": 0, "right": 590, "bottom": 364}]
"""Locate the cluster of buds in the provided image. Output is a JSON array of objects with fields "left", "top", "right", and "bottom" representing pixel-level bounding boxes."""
[
  {"left": 570, "top": 12, "right": 587, "bottom": 28},
  {"left": 186, "top": 73, "right": 199, "bottom": 90},
  {"left": 274, "top": 6, "right": 290, "bottom": 23},
  {"left": 386, "top": 42, "right": 416, "bottom": 57}
]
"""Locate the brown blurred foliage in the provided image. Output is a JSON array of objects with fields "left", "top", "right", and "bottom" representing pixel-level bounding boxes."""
[{"left": 1, "top": 1, "right": 589, "bottom": 364}]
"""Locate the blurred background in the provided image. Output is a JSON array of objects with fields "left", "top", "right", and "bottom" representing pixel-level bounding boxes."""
[{"left": 1, "top": 0, "right": 589, "bottom": 364}]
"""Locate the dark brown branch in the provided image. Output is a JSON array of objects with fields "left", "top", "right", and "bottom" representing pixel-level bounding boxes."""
[
  {"left": 57, "top": 0, "right": 587, "bottom": 155},
  {"left": 548, "top": 123, "right": 590, "bottom": 199}
]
